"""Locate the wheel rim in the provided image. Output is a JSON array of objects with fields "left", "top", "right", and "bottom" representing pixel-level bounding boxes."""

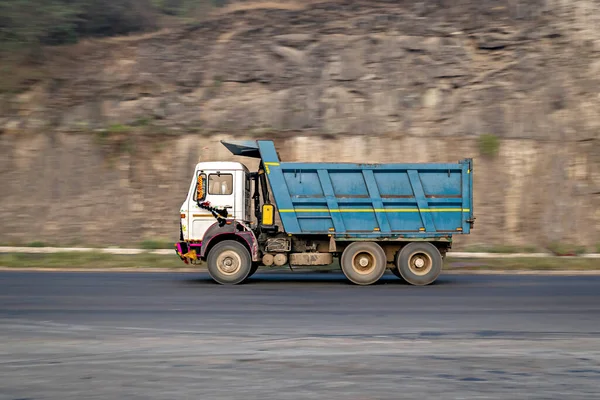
[
  {"left": 407, "top": 251, "right": 433, "bottom": 276},
  {"left": 216, "top": 250, "right": 242, "bottom": 275},
  {"left": 351, "top": 251, "right": 377, "bottom": 275}
]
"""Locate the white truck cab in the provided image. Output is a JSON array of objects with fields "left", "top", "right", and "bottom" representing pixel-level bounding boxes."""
[{"left": 180, "top": 161, "right": 250, "bottom": 241}]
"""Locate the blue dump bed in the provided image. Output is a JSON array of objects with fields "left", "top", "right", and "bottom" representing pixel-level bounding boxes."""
[{"left": 223, "top": 140, "right": 474, "bottom": 239}]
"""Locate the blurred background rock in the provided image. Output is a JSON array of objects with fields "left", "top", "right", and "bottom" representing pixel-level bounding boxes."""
[{"left": 0, "top": 0, "right": 598, "bottom": 251}]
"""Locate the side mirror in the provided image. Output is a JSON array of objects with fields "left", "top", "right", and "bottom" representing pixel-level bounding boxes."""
[{"left": 195, "top": 173, "right": 206, "bottom": 202}]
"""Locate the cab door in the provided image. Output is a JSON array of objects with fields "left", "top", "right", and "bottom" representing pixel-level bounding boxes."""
[{"left": 188, "top": 170, "right": 236, "bottom": 241}]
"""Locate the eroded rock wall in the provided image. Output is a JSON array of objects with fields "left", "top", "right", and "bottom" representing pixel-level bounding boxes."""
[{"left": 1, "top": 132, "right": 598, "bottom": 247}]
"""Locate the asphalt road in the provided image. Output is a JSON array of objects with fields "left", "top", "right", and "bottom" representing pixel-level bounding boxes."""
[{"left": 1, "top": 271, "right": 600, "bottom": 400}]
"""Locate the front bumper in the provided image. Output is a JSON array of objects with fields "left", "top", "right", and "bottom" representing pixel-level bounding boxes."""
[{"left": 175, "top": 241, "right": 202, "bottom": 264}]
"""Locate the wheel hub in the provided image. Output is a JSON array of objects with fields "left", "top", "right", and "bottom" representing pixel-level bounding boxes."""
[
  {"left": 408, "top": 252, "right": 433, "bottom": 276},
  {"left": 217, "top": 251, "right": 241, "bottom": 275},
  {"left": 352, "top": 251, "right": 376, "bottom": 275}
]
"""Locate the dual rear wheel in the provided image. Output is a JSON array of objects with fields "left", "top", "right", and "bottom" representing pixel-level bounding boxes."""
[
  {"left": 340, "top": 242, "right": 387, "bottom": 286},
  {"left": 340, "top": 241, "right": 442, "bottom": 286},
  {"left": 392, "top": 242, "right": 443, "bottom": 286}
]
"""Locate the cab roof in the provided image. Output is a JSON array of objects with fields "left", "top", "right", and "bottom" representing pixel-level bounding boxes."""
[{"left": 195, "top": 161, "right": 248, "bottom": 172}]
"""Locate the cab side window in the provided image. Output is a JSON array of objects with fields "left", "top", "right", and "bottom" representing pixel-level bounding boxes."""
[{"left": 208, "top": 174, "right": 233, "bottom": 195}]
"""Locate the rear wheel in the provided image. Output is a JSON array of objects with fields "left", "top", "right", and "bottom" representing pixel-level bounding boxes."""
[
  {"left": 207, "top": 240, "right": 252, "bottom": 285},
  {"left": 396, "top": 242, "right": 442, "bottom": 286},
  {"left": 340, "top": 242, "right": 387, "bottom": 285},
  {"left": 390, "top": 264, "right": 406, "bottom": 282},
  {"left": 390, "top": 250, "right": 409, "bottom": 282}
]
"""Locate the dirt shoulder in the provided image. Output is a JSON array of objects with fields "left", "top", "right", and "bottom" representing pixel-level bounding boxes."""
[{"left": 1, "top": 251, "right": 599, "bottom": 274}]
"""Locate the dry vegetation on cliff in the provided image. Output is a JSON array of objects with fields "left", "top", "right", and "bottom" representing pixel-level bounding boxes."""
[{"left": 3, "top": 0, "right": 600, "bottom": 141}]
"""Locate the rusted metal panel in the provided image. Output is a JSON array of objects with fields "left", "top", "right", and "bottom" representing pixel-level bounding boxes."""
[{"left": 289, "top": 253, "right": 333, "bottom": 266}]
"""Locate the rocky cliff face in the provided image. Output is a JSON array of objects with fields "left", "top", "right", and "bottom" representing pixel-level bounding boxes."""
[
  {"left": 1, "top": 0, "right": 599, "bottom": 248},
  {"left": 1, "top": 132, "right": 598, "bottom": 248}
]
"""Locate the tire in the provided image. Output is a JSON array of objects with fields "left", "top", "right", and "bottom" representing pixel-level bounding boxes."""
[
  {"left": 246, "top": 262, "right": 260, "bottom": 279},
  {"left": 390, "top": 265, "right": 406, "bottom": 282},
  {"left": 396, "top": 242, "right": 442, "bottom": 286},
  {"left": 206, "top": 240, "right": 252, "bottom": 285},
  {"left": 390, "top": 251, "right": 407, "bottom": 282},
  {"left": 340, "top": 242, "right": 387, "bottom": 285}
]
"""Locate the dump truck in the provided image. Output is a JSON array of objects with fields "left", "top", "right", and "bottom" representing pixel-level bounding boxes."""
[{"left": 175, "top": 140, "right": 474, "bottom": 286}]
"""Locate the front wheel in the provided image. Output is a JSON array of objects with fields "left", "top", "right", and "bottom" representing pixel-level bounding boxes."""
[
  {"left": 246, "top": 262, "right": 260, "bottom": 280},
  {"left": 207, "top": 240, "right": 252, "bottom": 285},
  {"left": 396, "top": 242, "right": 442, "bottom": 286}
]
